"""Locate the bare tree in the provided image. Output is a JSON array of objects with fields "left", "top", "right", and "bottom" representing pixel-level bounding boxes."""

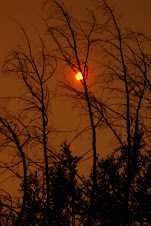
[
  {"left": 87, "top": 0, "right": 151, "bottom": 224},
  {"left": 0, "top": 0, "right": 150, "bottom": 225},
  {"left": 2, "top": 22, "right": 56, "bottom": 224},
  {"left": 43, "top": 0, "right": 151, "bottom": 224},
  {"left": 43, "top": 0, "right": 100, "bottom": 223},
  {"left": 0, "top": 107, "right": 29, "bottom": 224}
]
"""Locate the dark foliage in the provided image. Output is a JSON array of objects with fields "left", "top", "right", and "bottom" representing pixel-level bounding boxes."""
[{"left": 0, "top": 0, "right": 151, "bottom": 225}]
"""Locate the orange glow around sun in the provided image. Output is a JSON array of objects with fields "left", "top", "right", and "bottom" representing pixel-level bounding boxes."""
[{"left": 75, "top": 72, "right": 83, "bottom": 81}]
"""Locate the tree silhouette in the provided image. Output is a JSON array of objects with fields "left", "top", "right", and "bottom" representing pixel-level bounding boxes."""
[
  {"left": 0, "top": 0, "right": 150, "bottom": 225},
  {"left": 49, "top": 142, "right": 83, "bottom": 225},
  {"left": 43, "top": 0, "right": 99, "bottom": 222},
  {"left": 89, "top": 1, "right": 151, "bottom": 224},
  {"left": 2, "top": 21, "right": 56, "bottom": 225}
]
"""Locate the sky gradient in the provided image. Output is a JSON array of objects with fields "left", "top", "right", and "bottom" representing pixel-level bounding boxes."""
[{"left": 0, "top": 0, "right": 151, "bottom": 176}]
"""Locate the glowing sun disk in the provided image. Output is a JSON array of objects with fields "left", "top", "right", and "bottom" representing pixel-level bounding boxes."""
[{"left": 75, "top": 72, "right": 83, "bottom": 81}]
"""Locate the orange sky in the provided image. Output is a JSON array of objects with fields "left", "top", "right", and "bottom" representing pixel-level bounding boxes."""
[
  {"left": 0, "top": 0, "right": 151, "bottom": 93},
  {"left": 0, "top": 0, "right": 151, "bottom": 194},
  {"left": 0, "top": 0, "right": 151, "bottom": 175},
  {"left": 0, "top": 0, "right": 151, "bottom": 63}
]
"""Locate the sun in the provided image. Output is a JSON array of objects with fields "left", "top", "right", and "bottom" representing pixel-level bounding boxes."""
[{"left": 75, "top": 72, "right": 83, "bottom": 81}]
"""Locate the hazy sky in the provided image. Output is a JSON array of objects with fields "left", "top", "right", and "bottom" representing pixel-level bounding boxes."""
[
  {"left": 0, "top": 1, "right": 151, "bottom": 193},
  {"left": 0, "top": 0, "right": 151, "bottom": 63},
  {"left": 0, "top": 0, "right": 151, "bottom": 162}
]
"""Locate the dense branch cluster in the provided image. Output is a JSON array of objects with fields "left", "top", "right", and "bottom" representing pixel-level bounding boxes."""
[{"left": 0, "top": 0, "right": 150, "bottom": 225}]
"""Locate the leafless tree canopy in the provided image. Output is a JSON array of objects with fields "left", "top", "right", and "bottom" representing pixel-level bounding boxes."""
[{"left": 0, "top": 0, "right": 150, "bottom": 225}]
